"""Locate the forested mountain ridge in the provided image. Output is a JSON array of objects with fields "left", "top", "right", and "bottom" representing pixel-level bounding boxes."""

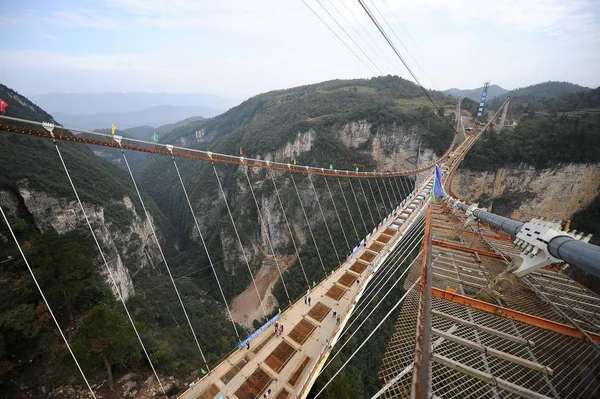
[{"left": 0, "top": 85, "right": 239, "bottom": 397}]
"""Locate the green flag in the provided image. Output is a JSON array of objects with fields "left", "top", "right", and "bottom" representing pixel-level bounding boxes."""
[
  {"left": 293, "top": 158, "right": 297, "bottom": 165},
  {"left": 153, "top": 132, "right": 159, "bottom": 143},
  {"left": 329, "top": 164, "right": 333, "bottom": 170},
  {"left": 355, "top": 166, "right": 359, "bottom": 172},
  {"left": 201, "top": 368, "right": 207, "bottom": 375},
  {"left": 313, "top": 281, "right": 316, "bottom": 287}
]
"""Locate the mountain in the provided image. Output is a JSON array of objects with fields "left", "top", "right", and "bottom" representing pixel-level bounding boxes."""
[
  {"left": 502, "top": 81, "right": 589, "bottom": 100},
  {"left": 30, "top": 92, "right": 239, "bottom": 114},
  {"left": 52, "top": 105, "right": 217, "bottom": 130},
  {"left": 0, "top": 84, "right": 237, "bottom": 396},
  {"left": 444, "top": 84, "right": 508, "bottom": 101}
]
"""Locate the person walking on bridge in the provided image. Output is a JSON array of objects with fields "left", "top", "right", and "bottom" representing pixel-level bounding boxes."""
[{"left": 308, "top": 297, "right": 312, "bottom": 306}]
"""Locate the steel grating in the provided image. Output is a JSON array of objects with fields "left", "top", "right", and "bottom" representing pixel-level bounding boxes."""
[{"left": 378, "top": 202, "right": 600, "bottom": 398}]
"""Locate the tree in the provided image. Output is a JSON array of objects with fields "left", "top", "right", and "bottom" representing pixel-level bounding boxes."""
[{"left": 72, "top": 304, "right": 141, "bottom": 388}]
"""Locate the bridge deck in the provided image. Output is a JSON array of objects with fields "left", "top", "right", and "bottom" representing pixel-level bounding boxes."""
[
  {"left": 379, "top": 201, "right": 600, "bottom": 398},
  {"left": 180, "top": 183, "right": 433, "bottom": 399}
]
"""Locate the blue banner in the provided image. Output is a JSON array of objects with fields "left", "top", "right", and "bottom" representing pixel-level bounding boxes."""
[
  {"left": 238, "top": 313, "right": 281, "bottom": 349},
  {"left": 434, "top": 165, "right": 445, "bottom": 199}
]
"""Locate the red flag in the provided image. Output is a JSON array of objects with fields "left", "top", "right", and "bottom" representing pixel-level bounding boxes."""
[
  {"left": 0, "top": 98, "right": 7, "bottom": 114},
  {"left": 239, "top": 147, "right": 243, "bottom": 156}
]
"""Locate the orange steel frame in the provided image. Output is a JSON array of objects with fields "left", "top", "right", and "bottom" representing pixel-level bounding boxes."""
[
  {"left": 432, "top": 287, "right": 600, "bottom": 345},
  {"left": 0, "top": 117, "right": 457, "bottom": 179},
  {"left": 432, "top": 239, "right": 512, "bottom": 260},
  {"left": 433, "top": 224, "right": 513, "bottom": 242}
]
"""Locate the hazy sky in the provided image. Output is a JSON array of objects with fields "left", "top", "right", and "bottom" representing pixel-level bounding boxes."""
[{"left": 1, "top": 0, "right": 599, "bottom": 101}]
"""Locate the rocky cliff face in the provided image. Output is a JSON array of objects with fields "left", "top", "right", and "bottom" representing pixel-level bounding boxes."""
[
  {"left": 335, "top": 121, "right": 437, "bottom": 173},
  {"left": 2, "top": 180, "right": 162, "bottom": 300},
  {"left": 451, "top": 163, "right": 600, "bottom": 221}
]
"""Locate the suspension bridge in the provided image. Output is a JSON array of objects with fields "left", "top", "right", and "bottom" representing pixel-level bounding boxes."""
[{"left": 1, "top": 92, "right": 600, "bottom": 399}]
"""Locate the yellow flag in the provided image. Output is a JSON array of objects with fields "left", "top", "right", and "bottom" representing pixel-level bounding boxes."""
[{"left": 111, "top": 124, "right": 116, "bottom": 135}]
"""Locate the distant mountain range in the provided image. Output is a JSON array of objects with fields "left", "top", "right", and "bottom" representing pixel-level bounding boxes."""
[
  {"left": 30, "top": 92, "right": 239, "bottom": 114},
  {"left": 445, "top": 81, "right": 591, "bottom": 103},
  {"left": 53, "top": 105, "right": 215, "bottom": 130},
  {"left": 444, "top": 85, "right": 509, "bottom": 102}
]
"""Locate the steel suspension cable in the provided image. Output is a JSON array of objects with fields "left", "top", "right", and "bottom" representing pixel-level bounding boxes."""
[
  {"left": 337, "top": 0, "right": 398, "bottom": 73},
  {"left": 382, "top": 177, "right": 395, "bottom": 209},
  {"left": 322, "top": 246, "right": 422, "bottom": 375},
  {"left": 347, "top": 179, "right": 368, "bottom": 234},
  {"left": 324, "top": 177, "right": 351, "bottom": 253},
  {"left": 374, "top": 178, "right": 390, "bottom": 213},
  {"left": 55, "top": 144, "right": 166, "bottom": 394},
  {"left": 269, "top": 170, "right": 311, "bottom": 288},
  {"left": 314, "top": 0, "right": 384, "bottom": 75},
  {"left": 324, "top": 0, "right": 392, "bottom": 74},
  {"left": 212, "top": 164, "right": 268, "bottom": 319},
  {"left": 367, "top": 179, "right": 383, "bottom": 221},
  {"left": 299, "top": 0, "right": 377, "bottom": 76},
  {"left": 0, "top": 205, "right": 97, "bottom": 399},
  {"left": 343, "top": 218, "right": 425, "bottom": 334},
  {"left": 290, "top": 174, "right": 327, "bottom": 276},
  {"left": 387, "top": 178, "right": 399, "bottom": 207},
  {"left": 394, "top": 177, "right": 406, "bottom": 201},
  {"left": 121, "top": 150, "right": 210, "bottom": 369},
  {"left": 358, "top": 179, "right": 377, "bottom": 228},
  {"left": 308, "top": 173, "right": 340, "bottom": 264},
  {"left": 314, "top": 278, "right": 420, "bottom": 398},
  {"left": 243, "top": 167, "right": 292, "bottom": 304},
  {"left": 349, "top": 216, "right": 425, "bottom": 312},
  {"left": 172, "top": 158, "right": 240, "bottom": 338},
  {"left": 337, "top": 178, "right": 361, "bottom": 242}
]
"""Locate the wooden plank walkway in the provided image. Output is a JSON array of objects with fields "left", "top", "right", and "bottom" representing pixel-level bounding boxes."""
[{"left": 180, "top": 180, "right": 433, "bottom": 399}]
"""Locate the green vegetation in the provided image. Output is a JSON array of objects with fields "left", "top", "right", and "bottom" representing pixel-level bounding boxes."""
[{"left": 463, "top": 88, "right": 600, "bottom": 170}]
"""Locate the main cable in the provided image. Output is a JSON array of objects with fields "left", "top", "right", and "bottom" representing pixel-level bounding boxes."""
[
  {"left": 0, "top": 205, "right": 97, "bottom": 399},
  {"left": 172, "top": 157, "right": 240, "bottom": 339},
  {"left": 300, "top": 0, "right": 378, "bottom": 75},
  {"left": 121, "top": 150, "right": 210, "bottom": 370},
  {"left": 56, "top": 143, "right": 165, "bottom": 394}
]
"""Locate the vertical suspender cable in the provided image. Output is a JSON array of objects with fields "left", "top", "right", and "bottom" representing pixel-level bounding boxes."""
[
  {"left": 337, "top": 178, "right": 361, "bottom": 243},
  {"left": 367, "top": 179, "right": 383, "bottom": 221},
  {"left": 269, "top": 170, "right": 311, "bottom": 288},
  {"left": 387, "top": 178, "right": 399, "bottom": 207},
  {"left": 121, "top": 150, "right": 209, "bottom": 370},
  {"left": 348, "top": 179, "right": 368, "bottom": 234},
  {"left": 290, "top": 174, "right": 327, "bottom": 276},
  {"left": 358, "top": 179, "right": 377, "bottom": 228},
  {"left": 375, "top": 179, "right": 394, "bottom": 211},
  {"left": 243, "top": 167, "right": 291, "bottom": 304},
  {"left": 381, "top": 177, "right": 394, "bottom": 210},
  {"left": 55, "top": 144, "right": 166, "bottom": 394},
  {"left": 172, "top": 158, "right": 240, "bottom": 338},
  {"left": 212, "top": 164, "right": 268, "bottom": 319},
  {"left": 307, "top": 173, "right": 340, "bottom": 264},
  {"left": 394, "top": 177, "right": 406, "bottom": 200},
  {"left": 324, "top": 177, "right": 351, "bottom": 253},
  {"left": 401, "top": 176, "right": 411, "bottom": 199},
  {"left": 1, "top": 204, "right": 97, "bottom": 399},
  {"left": 375, "top": 178, "right": 390, "bottom": 213}
]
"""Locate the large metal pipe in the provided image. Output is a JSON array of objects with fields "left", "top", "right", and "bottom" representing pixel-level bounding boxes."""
[{"left": 453, "top": 200, "right": 600, "bottom": 278}]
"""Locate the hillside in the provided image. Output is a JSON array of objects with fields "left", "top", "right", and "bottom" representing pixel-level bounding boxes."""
[
  {"left": 0, "top": 85, "right": 238, "bottom": 397},
  {"left": 444, "top": 84, "right": 508, "bottom": 101}
]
